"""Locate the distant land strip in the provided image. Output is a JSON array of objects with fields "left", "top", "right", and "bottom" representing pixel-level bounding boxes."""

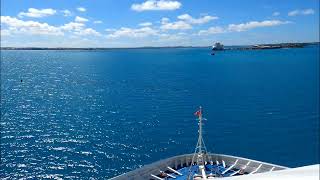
[{"left": 1, "top": 42, "right": 319, "bottom": 51}]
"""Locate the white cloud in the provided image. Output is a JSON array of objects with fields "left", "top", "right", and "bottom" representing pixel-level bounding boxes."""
[
  {"left": 75, "top": 16, "right": 89, "bottom": 22},
  {"left": 161, "top": 17, "right": 170, "bottom": 23},
  {"left": 228, "top": 20, "right": 291, "bottom": 32},
  {"left": 160, "top": 17, "right": 192, "bottom": 30},
  {"left": 74, "top": 28, "right": 101, "bottom": 36},
  {"left": 1, "top": 15, "right": 104, "bottom": 39},
  {"left": 198, "top": 26, "right": 225, "bottom": 35},
  {"left": 161, "top": 21, "right": 192, "bottom": 30},
  {"left": 131, "top": 0, "right": 181, "bottom": 12},
  {"left": 288, "top": 9, "right": 315, "bottom": 16},
  {"left": 1, "top": 16, "right": 63, "bottom": 36},
  {"left": 198, "top": 20, "right": 291, "bottom": 35},
  {"left": 93, "top": 20, "right": 103, "bottom": 24},
  {"left": 302, "top": 9, "right": 315, "bottom": 15},
  {"left": 288, "top": 10, "right": 300, "bottom": 16},
  {"left": 177, "top": 14, "right": 218, "bottom": 24},
  {"left": 272, "top": 12, "right": 280, "bottom": 16},
  {"left": 61, "top": 22, "right": 100, "bottom": 36},
  {"left": 77, "top": 7, "right": 86, "bottom": 12},
  {"left": 62, "top": 10, "right": 72, "bottom": 17},
  {"left": 159, "top": 14, "right": 217, "bottom": 31},
  {"left": 107, "top": 27, "right": 158, "bottom": 38},
  {"left": 61, "top": 22, "right": 85, "bottom": 31},
  {"left": 18, "top": 8, "right": 56, "bottom": 18}
]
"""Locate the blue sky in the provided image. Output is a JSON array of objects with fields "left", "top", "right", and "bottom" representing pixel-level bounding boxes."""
[{"left": 1, "top": 0, "right": 319, "bottom": 47}]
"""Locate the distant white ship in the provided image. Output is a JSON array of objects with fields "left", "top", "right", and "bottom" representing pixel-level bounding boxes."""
[
  {"left": 212, "top": 42, "right": 224, "bottom": 51},
  {"left": 111, "top": 107, "right": 319, "bottom": 180}
]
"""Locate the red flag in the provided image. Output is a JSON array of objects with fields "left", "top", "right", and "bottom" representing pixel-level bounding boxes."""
[{"left": 194, "top": 109, "right": 202, "bottom": 117}]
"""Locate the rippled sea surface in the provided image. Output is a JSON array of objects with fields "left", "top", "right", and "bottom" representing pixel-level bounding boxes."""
[{"left": 1, "top": 46, "right": 319, "bottom": 179}]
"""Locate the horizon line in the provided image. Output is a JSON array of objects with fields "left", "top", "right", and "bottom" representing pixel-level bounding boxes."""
[{"left": 1, "top": 42, "right": 319, "bottom": 50}]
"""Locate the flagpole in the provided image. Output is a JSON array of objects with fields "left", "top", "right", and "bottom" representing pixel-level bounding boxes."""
[
  {"left": 199, "top": 106, "right": 202, "bottom": 154},
  {"left": 188, "top": 106, "right": 206, "bottom": 180}
]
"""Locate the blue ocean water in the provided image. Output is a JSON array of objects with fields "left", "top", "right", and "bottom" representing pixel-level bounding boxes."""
[{"left": 1, "top": 46, "right": 319, "bottom": 179}]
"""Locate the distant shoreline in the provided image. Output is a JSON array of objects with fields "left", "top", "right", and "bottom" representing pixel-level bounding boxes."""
[{"left": 1, "top": 42, "right": 319, "bottom": 51}]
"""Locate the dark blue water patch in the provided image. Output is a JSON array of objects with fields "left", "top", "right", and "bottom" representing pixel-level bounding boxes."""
[{"left": 1, "top": 46, "right": 319, "bottom": 179}]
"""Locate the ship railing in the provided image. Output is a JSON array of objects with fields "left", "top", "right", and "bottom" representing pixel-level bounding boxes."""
[
  {"left": 110, "top": 153, "right": 289, "bottom": 180},
  {"left": 222, "top": 159, "right": 239, "bottom": 174}
]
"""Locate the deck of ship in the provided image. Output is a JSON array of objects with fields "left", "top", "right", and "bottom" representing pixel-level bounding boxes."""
[{"left": 110, "top": 153, "right": 288, "bottom": 180}]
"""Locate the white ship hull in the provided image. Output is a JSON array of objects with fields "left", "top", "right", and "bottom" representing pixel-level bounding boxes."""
[{"left": 111, "top": 153, "right": 288, "bottom": 180}]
